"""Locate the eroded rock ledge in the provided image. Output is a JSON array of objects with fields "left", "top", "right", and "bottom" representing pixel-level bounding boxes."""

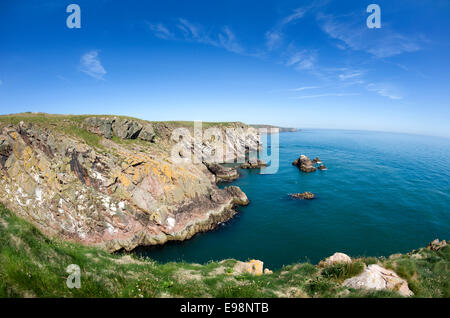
[{"left": 0, "top": 116, "right": 256, "bottom": 252}]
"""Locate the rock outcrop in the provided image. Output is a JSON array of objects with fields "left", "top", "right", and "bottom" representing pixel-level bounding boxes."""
[
  {"left": 0, "top": 138, "right": 12, "bottom": 169},
  {"left": 83, "top": 117, "right": 114, "bottom": 139},
  {"left": 290, "top": 192, "right": 315, "bottom": 200},
  {"left": 427, "top": 239, "right": 447, "bottom": 251},
  {"left": 83, "top": 117, "right": 155, "bottom": 142},
  {"left": 0, "top": 115, "right": 259, "bottom": 252},
  {"left": 343, "top": 264, "right": 414, "bottom": 297},
  {"left": 292, "top": 155, "right": 317, "bottom": 173},
  {"left": 112, "top": 119, "right": 143, "bottom": 139},
  {"left": 204, "top": 162, "right": 239, "bottom": 182},
  {"left": 138, "top": 125, "right": 156, "bottom": 142}
]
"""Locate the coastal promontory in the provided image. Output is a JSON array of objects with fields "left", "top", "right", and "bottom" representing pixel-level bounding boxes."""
[{"left": 0, "top": 113, "right": 258, "bottom": 252}]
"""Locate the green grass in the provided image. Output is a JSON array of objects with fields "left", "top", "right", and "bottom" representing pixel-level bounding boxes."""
[
  {"left": 321, "top": 261, "right": 365, "bottom": 281},
  {"left": 0, "top": 113, "right": 241, "bottom": 129},
  {"left": 0, "top": 113, "right": 245, "bottom": 152},
  {"left": 384, "top": 248, "right": 450, "bottom": 297},
  {"left": 0, "top": 204, "right": 449, "bottom": 298}
]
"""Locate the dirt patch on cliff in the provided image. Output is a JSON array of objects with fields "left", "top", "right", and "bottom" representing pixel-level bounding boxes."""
[
  {"left": 112, "top": 254, "right": 144, "bottom": 265},
  {"left": 175, "top": 268, "right": 203, "bottom": 281}
]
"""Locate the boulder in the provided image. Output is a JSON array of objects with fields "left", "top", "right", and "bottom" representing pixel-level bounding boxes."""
[
  {"left": 112, "top": 119, "right": 143, "bottom": 139},
  {"left": 248, "top": 260, "right": 264, "bottom": 276},
  {"left": 343, "top": 264, "right": 413, "bottom": 297},
  {"left": 234, "top": 260, "right": 264, "bottom": 276},
  {"left": 427, "top": 239, "right": 447, "bottom": 251},
  {"left": 290, "top": 192, "right": 315, "bottom": 200},
  {"left": 292, "top": 155, "right": 316, "bottom": 173},
  {"left": 318, "top": 165, "right": 327, "bottom": 171},
  {"left": 319, "top": 252, "right": 352, "bottom": 267},
  {"left": 311, "top": 157, "right": 322, "bottom": 164},
  {"left": 83, "top": 117, "right": 114, "bottom": 139}
]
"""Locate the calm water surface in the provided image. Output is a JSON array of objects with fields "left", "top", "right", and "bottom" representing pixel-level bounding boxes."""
[{"left": 136, "top": 130, "right": 450, "bottom": 269}]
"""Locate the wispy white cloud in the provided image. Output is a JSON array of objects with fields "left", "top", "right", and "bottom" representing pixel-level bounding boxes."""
[
  {"left": 318, "top": 13, "right": 422, "bottom": 58},
  {"left": 147, "top": 19, "right": 244, "bottom": 55},
  {"left": 268, "top": 86, "right": 320, "bottom": 93},
  {"left": 284, "top": 47, "right": 317, "bottom": 71},
  {"left": 291, "top": 92, "right": 359, "bottom": 99},
  {"left": 290, "top": 86, "right": 320, "bottom": 91},
  {"left": 265, "top": 31, "right": 282, "bottom": 51},
  {"left": 282, "top": 8, "right": 307, "bottom": 25},
  {"left": 146, "top": 22, "right": 174, "bottom": 39},
  {"left": 218, "top": 26, "right": 244, "bottom": 54},
  {"left": 265, "top": 8, "right": 307, "bottom": 50},
  {"left": 79, "top": 50, "right": 106, "bottom": 80},
  {"left": 367, "top": 83, "right": 402, "bottom": 100},
  {"left": 339, "top": 71, "right": 364, "bottom": 81},
  {"left": 177, "top": 18, "right": 202, "bottom": 40}
]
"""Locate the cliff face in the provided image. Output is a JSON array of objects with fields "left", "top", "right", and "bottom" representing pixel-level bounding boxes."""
[{"left": 0, "top": 114, "right": 258, "bottom": 252}]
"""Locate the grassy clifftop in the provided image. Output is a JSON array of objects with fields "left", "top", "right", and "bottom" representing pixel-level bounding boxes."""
[
  {"left": 0, "top": 112, "right": 245, "bottom": 150},
  {"left": 0, "top": 203, "right": 448, "bottom": 298}
]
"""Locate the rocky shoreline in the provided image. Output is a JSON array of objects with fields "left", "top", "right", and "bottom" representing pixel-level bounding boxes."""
[{"left": 0, "top": 114, "right": 258, "bottom": 252}]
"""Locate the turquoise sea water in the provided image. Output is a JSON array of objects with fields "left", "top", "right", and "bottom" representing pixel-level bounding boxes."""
[{"left": 136, "top": 130, "right": 450, "bottom": 269}]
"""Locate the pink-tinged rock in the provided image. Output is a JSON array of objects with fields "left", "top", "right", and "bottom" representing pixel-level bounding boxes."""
[{"left": 343, "top": 264, "right": 414, "bottom": 297}]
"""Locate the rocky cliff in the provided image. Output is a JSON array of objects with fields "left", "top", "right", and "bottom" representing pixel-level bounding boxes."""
[{"left": 0, "top": 114, "right": 259, "bottom": 252}]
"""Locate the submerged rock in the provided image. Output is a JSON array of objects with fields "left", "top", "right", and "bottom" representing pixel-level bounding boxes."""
[
  {"left": 319, "top": 252, "right": 352, "bottom": 267},
  {"left": 240, "top": 159, "right": 268, "bottom": 169},
  {"left": 343, "top": 264, "right": 414, "bottom": 297},
  {"left": 290, "top": 192, "right": 315, "bottom": 200},
  {"left": 292, "top": 155, "right": 316, "bottom": 173}
]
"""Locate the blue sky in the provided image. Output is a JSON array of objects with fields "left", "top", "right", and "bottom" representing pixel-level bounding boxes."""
[{"left": 0, "top": 0, "right": 449, "bottom": 137}]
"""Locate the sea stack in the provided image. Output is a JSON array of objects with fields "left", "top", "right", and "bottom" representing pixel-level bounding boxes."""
[{"left": 292, "top": 155, "right": 317, "bottom": 173}]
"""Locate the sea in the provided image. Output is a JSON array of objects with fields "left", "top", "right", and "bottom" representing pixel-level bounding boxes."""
[{"left": 135, "top": 129, "right": 450, "bottom": 269}]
